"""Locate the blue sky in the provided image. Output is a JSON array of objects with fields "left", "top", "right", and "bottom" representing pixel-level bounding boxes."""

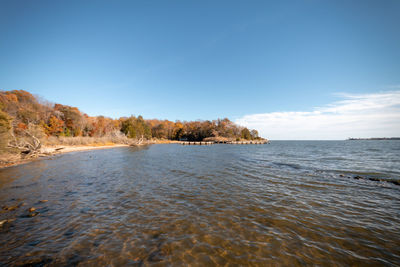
[{"left": 1, "top": 1, "right": 399, "bottom": 138}]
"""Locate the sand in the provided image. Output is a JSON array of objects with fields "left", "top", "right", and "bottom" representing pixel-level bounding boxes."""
[
  {"left": 41, "top": 144, "right": 129, "bottom": 154},
  {"left": 0, "top": 144, "right": 130, "bottom": 169}
]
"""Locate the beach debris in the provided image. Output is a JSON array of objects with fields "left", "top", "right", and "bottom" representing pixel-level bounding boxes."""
[{"left": 39, "top": 200, "right": 48, "bottom": 203}]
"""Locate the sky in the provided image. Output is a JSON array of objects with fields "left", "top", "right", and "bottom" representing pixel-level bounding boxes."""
[{"left": 0, "top": 0, "right": 399, "bottom": 139}]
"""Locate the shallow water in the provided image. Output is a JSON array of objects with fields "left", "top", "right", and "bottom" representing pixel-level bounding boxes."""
[{"left": 1, "top": 141, "right": 400, "bottom": 266}]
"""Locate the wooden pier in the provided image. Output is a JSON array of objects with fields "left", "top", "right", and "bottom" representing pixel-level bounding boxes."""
[{"left": 181, "top": 140, "right": 269, "bottom": 145}]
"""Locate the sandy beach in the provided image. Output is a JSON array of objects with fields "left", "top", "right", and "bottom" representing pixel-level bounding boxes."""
[
  {"left": 0, "top": 144, "right": 130, "bottom": 169},
  {"left": 41, "top": 144, "right": 130, "bottom": 154}
]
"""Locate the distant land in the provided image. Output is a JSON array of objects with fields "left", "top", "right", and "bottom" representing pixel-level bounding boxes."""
[
  {"left": 347, "top": 137, "right": 400, "bottom": 140},
  {"left": 0, "top": 89, "right": 266, "bottom": 167}
]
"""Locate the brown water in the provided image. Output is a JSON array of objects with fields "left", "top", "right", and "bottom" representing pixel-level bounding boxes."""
[{"left": 1, "top": 141, "right": 400, "bottom": 266}]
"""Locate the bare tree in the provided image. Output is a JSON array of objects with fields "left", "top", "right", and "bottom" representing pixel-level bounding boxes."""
[{"left": 8, "top": 124, "right": 42, "bottom": 158}]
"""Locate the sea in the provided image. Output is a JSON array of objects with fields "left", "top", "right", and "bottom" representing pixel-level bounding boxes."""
[{"left": 0, "top": 141, "right": 399, "bottom": 266}]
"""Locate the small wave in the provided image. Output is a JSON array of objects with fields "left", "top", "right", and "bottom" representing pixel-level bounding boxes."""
[
  {"left": 320, "top": 157, "right": 348, "bottom": 161},
  {"left": 272, "top": 162, "right": 302, "bottom": 170},
  {"left": 366, "top": 148, "right": 381, "bottom": 152}
]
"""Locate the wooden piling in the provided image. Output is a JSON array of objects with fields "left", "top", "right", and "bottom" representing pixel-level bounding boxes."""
[{"left": 180, "top": 140, "right": 269, "bottom": 145}]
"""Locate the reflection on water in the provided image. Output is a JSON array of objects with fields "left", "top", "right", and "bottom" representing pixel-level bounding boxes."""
[{"left": 1, "top": 141, "right": 400, "bottom": 266}]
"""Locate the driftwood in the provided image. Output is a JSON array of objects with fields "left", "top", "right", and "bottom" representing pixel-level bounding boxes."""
[
  {"left": 130, "top": 135, "right": 145, "bottom": 146},
  {"left": 137, "top": 135, "right": 144, "bottom": 145},
  {"left": 8, "top": 130, "right": 42, "bottom": 158}
]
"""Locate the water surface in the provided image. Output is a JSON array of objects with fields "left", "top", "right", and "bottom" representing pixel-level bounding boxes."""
[{"left": 1, "top": 141, "right": 400, "bottom": 266}]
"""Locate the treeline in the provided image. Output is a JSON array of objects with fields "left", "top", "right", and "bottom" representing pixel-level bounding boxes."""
[{"left": 0, "top": 90, "right": 262, "bottom": 150}]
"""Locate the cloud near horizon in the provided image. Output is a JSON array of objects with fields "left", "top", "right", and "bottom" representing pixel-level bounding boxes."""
[{"left": 235, "top": 91, "right": 400, "bottom": 140}]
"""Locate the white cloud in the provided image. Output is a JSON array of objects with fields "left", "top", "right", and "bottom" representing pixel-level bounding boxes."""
[{"left": 235, "top": 91, "right": 400, "bottom": 140}]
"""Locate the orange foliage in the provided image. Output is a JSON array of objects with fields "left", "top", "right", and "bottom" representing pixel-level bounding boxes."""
[
  {"left": 17, "top": 122, "right": 28, "bottom": 130},
  {"left": 0, "top": 89, "right": 262, "bottom": 141},
  {"left": 44, "top": 116, "right": 64, "bottom": 136},
  {"left": 5, "top": 94, "right": 18, "bottom": 102}
]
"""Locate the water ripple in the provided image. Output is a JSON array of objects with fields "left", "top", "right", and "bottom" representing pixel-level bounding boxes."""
[{"left": 0, "top": 141, "right": 400, "bottom": 265}]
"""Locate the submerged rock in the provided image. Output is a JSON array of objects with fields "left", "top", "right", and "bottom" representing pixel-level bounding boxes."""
[
  {"left": 14, "top": 256, "right": 53, "bottom": 266},
  {"left": 348, "top": 175, "right": 400, "bottom": 186},
  {"left": 0, "top": 218, "right": 15, "bottom": 227},
  {"left": 28, "top": 207, "right": 36, "bottom": 212},
  {"left": 2, "top": 205, "right": 19, "bottom": 211},
  {"left": 368, "top": 178, "right": 381, "bottom": 182},
  {"left": 29, "top": 212, "right": 39, "bottom": 217}
]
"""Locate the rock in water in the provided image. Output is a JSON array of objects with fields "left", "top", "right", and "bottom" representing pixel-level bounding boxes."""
[
  {"left": 0, "top": 219, "right": 15, "bottom": 227},
  {"left": 2, "top": 205, "right": 19, "bottom": 211},
  {"left": 29, "top": 212, "right": 39, "bottom": 217}
]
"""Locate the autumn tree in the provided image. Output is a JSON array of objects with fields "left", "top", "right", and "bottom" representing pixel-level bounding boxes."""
[
  {"left": 172, "top": 121, "right": 184, "bottom": 140},
  {"left": 250, "top": 129, "right": 259, "bottom": 139},
  {"left": 1, "top": 90, "right": 42, "bottom": 124},
  {"left": 241, "top": 128, "right": 251, "bottom": 140},
  {"left": 0, "top": 104, "right": 12, "bottom": 153},
  {"left": 44, "top": 116, "right": 65, "bottom": 136},
  {"left": 53, "top": 104, "right": 86, "bottom": 136},
  {"left": 0, "top": 89, "right": 264, "bottom": 143}
]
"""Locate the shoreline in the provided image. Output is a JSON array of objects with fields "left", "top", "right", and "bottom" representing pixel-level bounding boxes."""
[
  {"left": 0, "top": 139, "right": 265, "bottom": 169},
  {"left": 43, "top": 144, "right": 130, "bottom": 154},
  {"left": 0, "top": 140, "right": 182, "bottom": 170},
  {"left": 0, "top": 144, "right": 130, "bottom": 170}
]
